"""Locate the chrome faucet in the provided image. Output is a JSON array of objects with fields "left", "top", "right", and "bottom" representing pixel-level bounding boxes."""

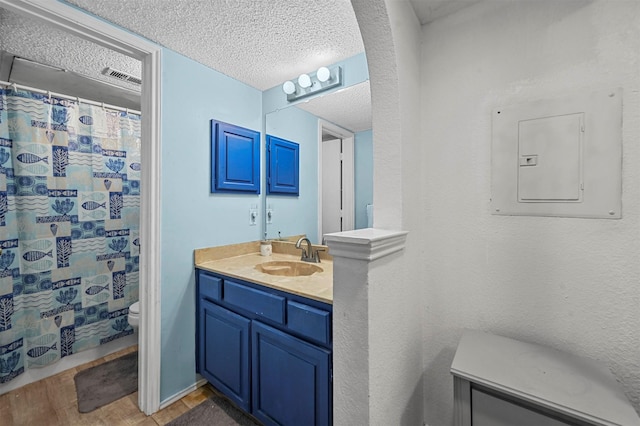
[{"left": 295, "top": 237, "right": 323, "bottom": 263}]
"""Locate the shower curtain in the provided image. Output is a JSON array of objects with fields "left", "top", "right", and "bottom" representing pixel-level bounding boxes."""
[{"left": 0, "top": 87, "right": 140, "bottom": 384}]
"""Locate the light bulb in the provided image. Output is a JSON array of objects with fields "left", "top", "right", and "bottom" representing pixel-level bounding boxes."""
[
  {"left": 316, "top": 67, "right": 330, "bottom": 83},
  {"left": 298, "top": 73, "right": 312, "bottom": 89},
  {"left": 282, "top": 81, "right": 296, "bottom": 95}
]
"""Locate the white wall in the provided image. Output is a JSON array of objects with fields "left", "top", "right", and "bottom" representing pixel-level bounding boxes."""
[
  {"left": 419, "top": 1, "right": 640, "bottom": 424},
  {"left": 370, "top": 1, "right": 424, "bottom": 425},
  {"left": 348, "top": 0, "right": 424, "bottom": 424}
]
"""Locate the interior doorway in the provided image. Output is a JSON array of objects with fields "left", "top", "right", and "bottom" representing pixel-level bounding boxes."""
[
  {"left": 318, "top": 119, "right": 354, "bottom": 243},
  {"left": 0, "top": 0, "right": 163, "bottom": 415}
]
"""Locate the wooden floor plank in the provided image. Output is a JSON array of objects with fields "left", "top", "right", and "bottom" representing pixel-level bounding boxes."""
[
  {"left": 150, "top": 400, "right": 190, "bottom": 425},
  {"left": 55, "top": 402, "right": 111, "bottom": 426},
  {"left": 10, "top": 380, "right": 61, "bottom": 425},
  {"left": 134, "top": 416, "right": 162, "bottom": 426},
  {"left": 180, "top": 384, "right": 215, "bottom": 409},
  {"left": 45, "top": 367, "right": 79, "bottom": 410},
  {"left": 99, "top": 391, "right": 150, "bottom": 425},
  {"left": 0, "top": 391, "right": 16, "bottom": 425}
]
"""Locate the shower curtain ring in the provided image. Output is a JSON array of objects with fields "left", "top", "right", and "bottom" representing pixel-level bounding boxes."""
[{"left": 11, "top": 83, "right": 17, "bottom": 92}]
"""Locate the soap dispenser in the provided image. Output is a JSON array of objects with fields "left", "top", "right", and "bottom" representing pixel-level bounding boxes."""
[{"left": 260, "top": 240, "right": 272, "bottom": 256}]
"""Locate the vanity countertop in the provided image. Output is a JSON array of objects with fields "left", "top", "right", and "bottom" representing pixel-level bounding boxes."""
[{"left": 194, "top": 240, "right": 333, "bottom": 304}]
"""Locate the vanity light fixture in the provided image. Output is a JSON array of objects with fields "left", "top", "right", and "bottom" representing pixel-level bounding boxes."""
[
  {"left": 282, "top": 80, "right": 296, "bottom": 95},
  {"left": 316, "top": 66, "right": 331, "bottom": 83},
  {"left": 281, "top": 65, "right": 343, "bottom": 102},
  {"left": 298, "top": 73, "right": 312, "bottom": 88}
]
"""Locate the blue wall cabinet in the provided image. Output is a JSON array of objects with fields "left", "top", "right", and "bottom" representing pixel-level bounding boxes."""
[
  {"left": 196, "top": 269, "right": 332, "bottom": 425},
  {"left": 211, "top": 120, "right": 260, "bottom": 193},
  {"left": 267, "top": 135, "right": 299, "bottom": 195},
  {"left": 199, "top": 299, "right": 251, "bottom": 411}
]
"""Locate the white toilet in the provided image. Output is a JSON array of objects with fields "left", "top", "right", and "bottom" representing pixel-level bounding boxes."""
[{"left": 128, "top": 301, "right": 140, "bottom": 330}]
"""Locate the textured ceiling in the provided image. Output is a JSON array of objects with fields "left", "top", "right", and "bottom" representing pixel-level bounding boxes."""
[
  {"left": 409, "top": 0, "right": 483, "bottom": 25},
  {"left": 295, "top": 81, "right": 372, "bottom": 133},
  {"left": 0, "top": 7, "right": 141, "bottom": 91},
  {"left": 0, "top": 0, "right": 366, "bottom": 129},
  {"left": 65, "top": 0, "right": 365, "bottom": 92},
  {"left": 0, "top": 1, "right": 479, "bottom": 131}
]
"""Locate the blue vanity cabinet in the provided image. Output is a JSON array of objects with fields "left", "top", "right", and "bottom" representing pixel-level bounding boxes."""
[
  {"left": 196, "top": 269, "right": 332, "bottom": 425},
  {"left": 199, "top": 299, "right": 251, "bottom": 411},
  {"left": 252, "top": 321, "right": 331, "bottom": 426}
]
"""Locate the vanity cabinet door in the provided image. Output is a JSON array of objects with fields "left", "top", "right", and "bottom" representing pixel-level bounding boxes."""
[
  {"left": 252, "top": 321, "right": 331, "bottom": 426},
  {"left": 199, "top": 299, "right": 251, "bottom": 411}
]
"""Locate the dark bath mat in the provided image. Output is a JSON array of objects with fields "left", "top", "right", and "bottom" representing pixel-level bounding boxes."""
[
  {"left": 167, "top": 395, "right": 261, "bottom": 426},
  {"left": 74, "top": 351, "right": 138, "bottom": 413}
]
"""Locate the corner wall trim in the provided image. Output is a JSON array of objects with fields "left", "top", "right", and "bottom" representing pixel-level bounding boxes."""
[{"left": 324, "top": 228, "right": 408, "bottom": 261}]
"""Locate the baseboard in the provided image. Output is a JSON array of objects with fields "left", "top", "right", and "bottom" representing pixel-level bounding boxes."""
[{"left": 159, "top": 376, "right": 208, "bottom": 409}]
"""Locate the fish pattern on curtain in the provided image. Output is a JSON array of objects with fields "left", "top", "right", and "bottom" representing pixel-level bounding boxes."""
[{"left": 0, "top": 88, "right": 140, "bottom": 384}]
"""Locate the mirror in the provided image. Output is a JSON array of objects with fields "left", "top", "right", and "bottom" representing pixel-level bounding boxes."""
[{"left": 264, "top": 80, "right": 372, "bottom": 244}]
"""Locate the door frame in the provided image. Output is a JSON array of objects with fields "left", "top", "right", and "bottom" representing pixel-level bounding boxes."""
[
  {"left": 317, "top": 119, "right": 354, "bottom": 243},
  {"left": 0, "top": 0, "right": 163, "bottom": 415}
]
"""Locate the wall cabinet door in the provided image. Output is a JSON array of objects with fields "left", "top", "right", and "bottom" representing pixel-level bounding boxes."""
[
  {"left": 252, "top": 321, "right": 331, "bottom": 426},
  {"left": 267, "top": 135, "right": 299, "bottom": 195},
  {"left": 199, "top": 299, "right": 251, "bottom": 411},
  {"left": 211, "top": 119, "right": 260, "bottom": 193}
]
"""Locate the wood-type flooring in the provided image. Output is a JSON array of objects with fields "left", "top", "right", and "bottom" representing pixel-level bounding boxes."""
[{"left": 0, "top": 345, "right": 216, "bottom": 425}]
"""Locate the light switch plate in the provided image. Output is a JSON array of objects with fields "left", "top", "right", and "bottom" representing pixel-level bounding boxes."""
[{"left": 491, "top": 88, "right": 622, "bottom": 219}]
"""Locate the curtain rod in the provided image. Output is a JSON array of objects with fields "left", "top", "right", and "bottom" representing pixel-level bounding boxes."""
[{"left": 0, "top": 79, "right": 141, "bottom": 116}]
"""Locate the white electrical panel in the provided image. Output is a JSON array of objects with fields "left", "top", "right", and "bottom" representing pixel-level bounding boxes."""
[{"left": 491, "top": 89, "right": 622, "bottom": 219}]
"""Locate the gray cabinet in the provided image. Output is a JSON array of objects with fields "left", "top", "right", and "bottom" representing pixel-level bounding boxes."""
[
  {"left": 451, "top": 331, "right": 640, "bottom": 426},
  {"left": 471, "top": 388, "right": 569, "bottom": 426}
]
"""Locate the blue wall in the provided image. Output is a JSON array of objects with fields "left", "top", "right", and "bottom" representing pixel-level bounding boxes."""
[
  {"left": 355, "top": 129, "right": 373, "bottom": 229},
  {"left": 265, "top": 107, "right": 319, "bottom": 241},
  {"left": 160, "top": 48, "right": 262, "bottom": 402}
]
